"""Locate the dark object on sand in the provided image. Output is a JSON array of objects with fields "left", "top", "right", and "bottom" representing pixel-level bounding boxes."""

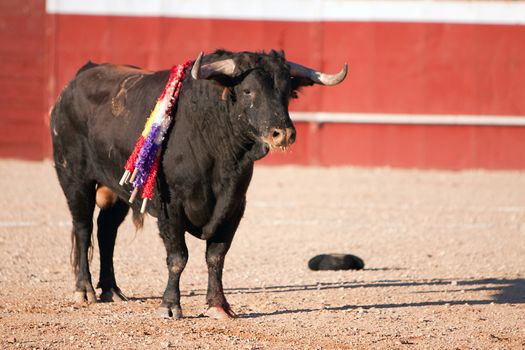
[{"left": 308, "top": 254, "right": 365, "bottom": 271}]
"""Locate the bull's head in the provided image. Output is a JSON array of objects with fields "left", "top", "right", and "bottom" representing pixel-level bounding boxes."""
[{"left": 191, "top": 50, "right": 347, "bottom": 160}]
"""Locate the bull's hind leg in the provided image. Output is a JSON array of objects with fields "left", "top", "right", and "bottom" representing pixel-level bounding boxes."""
[
  {"left": 96, "top": 198, "right": 129, "bottom": 302},
  {"left": 57, "top": 177, "right": 98, "bottom": 304}
]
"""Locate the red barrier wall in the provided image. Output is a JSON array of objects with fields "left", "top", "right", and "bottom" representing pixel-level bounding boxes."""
[
  {"left": 0, "top": 0, "right": 47, "bottom": 160},
  {"left": 266, "top": 122, "right": 525, "bottom": 169},
  {"left": 2, "top": 1, "right": 525, "bottom": 169},
  {"left": 47, "top": 16, "right": 525, "bottom": 116}
]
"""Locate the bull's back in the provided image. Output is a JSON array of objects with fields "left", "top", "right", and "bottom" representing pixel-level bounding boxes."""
[
  {"left": 50, "top": 62, "right": 166, "bottom": 190},
  {"left": 51, "top": 62, "right": 122, "bottom": 141},
  {"left": 52, "top": 61, "right": 163, "bottom": 135}
]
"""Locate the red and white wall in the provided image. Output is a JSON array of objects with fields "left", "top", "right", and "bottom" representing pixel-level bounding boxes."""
[{"left": 2, "top": 0, "right": 525, "bottom": 169}]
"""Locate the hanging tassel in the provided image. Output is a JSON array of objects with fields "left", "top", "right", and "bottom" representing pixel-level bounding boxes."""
[
  {"left": 140, "top": 151, "right": 161, "bottom": 213},
  {"left": 121, "top": 136, "right": 146, "bottom": 185},
  {"left": 119, "top": 60, "right": 193, "bottom": 212}
]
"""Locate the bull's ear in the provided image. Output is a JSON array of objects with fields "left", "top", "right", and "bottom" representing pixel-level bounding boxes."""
[{"left": 220, "top": 86, "right": 236, "bottom": 102}]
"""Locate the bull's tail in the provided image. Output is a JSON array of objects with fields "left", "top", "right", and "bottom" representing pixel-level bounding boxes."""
[{"left": 132, "top": 209, "right": 145, "bottom": 231}]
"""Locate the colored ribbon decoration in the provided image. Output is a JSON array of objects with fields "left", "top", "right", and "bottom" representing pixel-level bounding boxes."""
[{"left": 119, "top": 60, "right": 192, "bottom": 213}]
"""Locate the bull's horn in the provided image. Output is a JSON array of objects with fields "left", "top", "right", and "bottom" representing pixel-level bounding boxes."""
[
  {"left": 288, "top": 61, "right": 348, "bottom": 86},
  {"left": 191, "top": 52, "right": 204, "bottom": 79},
  {"left": 191, "top": 52, "right": 236, "bottom": 80}
]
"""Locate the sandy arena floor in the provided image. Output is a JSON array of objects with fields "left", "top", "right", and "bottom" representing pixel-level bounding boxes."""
[{"left": 0, "top": 160, "right": 524, "bottom": 349}]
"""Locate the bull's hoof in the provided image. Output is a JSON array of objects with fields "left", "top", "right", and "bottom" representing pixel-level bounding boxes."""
[
  {"left": 73, "top": 290, "right": 97, "bottom": 304},
  {"left": 157, "top": 306, "right": 183, "bottom": 319},
  {"left": 308, "top": 253, "right": 365, "bottom": 271},
  {"left": 205, "top": 306, "right": 238, "bottom": 320},
  {"left": 99, "top": 288, "right": 128, "bottom": 302}
]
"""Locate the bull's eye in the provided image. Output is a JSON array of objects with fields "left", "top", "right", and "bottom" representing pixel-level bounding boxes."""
[{"left": 243, "top": 89, "right": 251, "bottom": 96}]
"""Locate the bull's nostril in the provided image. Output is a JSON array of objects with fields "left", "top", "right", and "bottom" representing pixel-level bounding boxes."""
[
  {"left": 268, "top": 128, "right": 288, "bottom": 146},
  {"left": 289, "top": 129, "right": 296, "bottom": 143}
]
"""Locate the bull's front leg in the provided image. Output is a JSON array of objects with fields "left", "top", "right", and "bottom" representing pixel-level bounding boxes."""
[
  {"left": 201, "top": 182, "right": 238, "bottom": 240},
  {"left": 157, "top": 206, "right": 188, "bottom": 319},
  {"left": 204, "top": 201, "right": 245, "bottom": 319}
]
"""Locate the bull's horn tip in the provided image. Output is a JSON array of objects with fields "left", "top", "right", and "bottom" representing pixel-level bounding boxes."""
[
  {"left": 191, "top": 52, "right": 204, "bottom": 79},
  {"left": 341, "top": 63, "right": 348, "bottom": 75},
  {"left": 334, "top": 63, "right": 348, "bottom": 84}
]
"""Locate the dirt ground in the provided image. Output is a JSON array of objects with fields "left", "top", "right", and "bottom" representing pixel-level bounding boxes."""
[{"left": 1, "top": 160, "right": 524, "bottom": 349}]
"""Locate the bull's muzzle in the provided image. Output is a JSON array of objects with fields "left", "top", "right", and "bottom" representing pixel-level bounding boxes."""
[{"left": 264, "top": 127, "right": 296, "bottom": 150}]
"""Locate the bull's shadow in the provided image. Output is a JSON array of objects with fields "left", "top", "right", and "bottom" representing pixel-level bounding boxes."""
[
  {"left": 225, "top": 277, "right": 525, "bottom": 318},
  {"left": 130, "top": 277, "right": 525, "bottom": 318}
]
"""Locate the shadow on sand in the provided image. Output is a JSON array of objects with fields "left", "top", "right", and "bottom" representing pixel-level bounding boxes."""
[
  {"left": 231, "top": 277, "right": 525, "bottom": 318},
  {"left": 129, "top": 276, "right": 525, "bottom": 318}
]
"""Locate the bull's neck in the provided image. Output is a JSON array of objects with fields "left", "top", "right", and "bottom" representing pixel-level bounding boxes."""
[
  {"left": 201, "top": 111, "right": 255, "bottom": 166},
  {"left": 167, "top": 77, "right": 258, "bottom": 172}
]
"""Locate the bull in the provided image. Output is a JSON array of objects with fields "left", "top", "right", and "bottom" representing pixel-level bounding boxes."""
[{"left": 50, "top": 50, "right": 347, "bottom": 318}]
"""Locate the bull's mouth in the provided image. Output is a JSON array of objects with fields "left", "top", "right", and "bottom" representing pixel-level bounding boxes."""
[
  {"left": 260, "top": 138, "right": 291, "bottom": 152},
  {"left": 248, "top": 127, "right": 295, "bottom": 160}
]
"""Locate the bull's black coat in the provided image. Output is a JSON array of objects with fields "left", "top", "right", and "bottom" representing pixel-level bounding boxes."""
[{"left": 51, "top": 50, "right": 339, "bottom": 318}]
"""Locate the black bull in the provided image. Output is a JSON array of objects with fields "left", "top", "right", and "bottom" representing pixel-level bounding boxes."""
[{"left": 50, "top": 50, "right": 347, "bottom": 319}]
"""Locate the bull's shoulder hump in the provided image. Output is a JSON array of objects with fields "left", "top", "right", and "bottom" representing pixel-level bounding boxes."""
[
  {"left": 75, "top": 62, "right": 154, "bottom": 79},
  {"left": 76, "top": 60, "right": 100, "bottom": 76},
  {"left": 109, "top": 64, "right": 154, "bottom": 75}
]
